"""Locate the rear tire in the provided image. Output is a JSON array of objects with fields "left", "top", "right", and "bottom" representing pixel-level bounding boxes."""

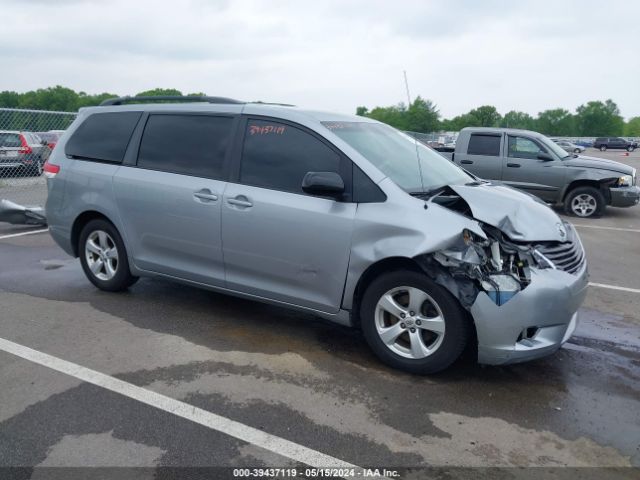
[
  {"left": 564, "top": 186, "right": 605, "bottom": 218},
  {"left": 599, "top": 145, "right": 607, "bottom": 151},
  {"left": 573, "top": 148, "right": 581, "bottom": 154},
  {"left": 360, "top": 270, "right": 470, "bottom": 374},
  {"left": 79, "top": 219, "right": 138, "bottom": 292}
]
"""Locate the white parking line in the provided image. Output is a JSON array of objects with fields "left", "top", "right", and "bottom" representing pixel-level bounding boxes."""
[
  {"left": 589, "top": 282, "right": 640, "bottom": 294},
  {"left": 0, "top": 336, "right": 359, "bottom": 472},
  {"left": 0, "top": 228, "right": 49, "bottom": 240},
  {"left": 573, "top": 224, "right": 640, "bottom": 233}
]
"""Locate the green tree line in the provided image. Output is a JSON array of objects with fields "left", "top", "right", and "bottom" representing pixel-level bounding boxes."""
[
  {"left": 1, "top": 86, "right": 639, "bottom": 137},
  {"left": 357, "top": 97, "right": 640, "bottom": 137},
  {"left": 0, "top": 86, "right": 206, "bottom": 112}
]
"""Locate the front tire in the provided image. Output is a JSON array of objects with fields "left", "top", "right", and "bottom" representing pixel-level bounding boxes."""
[
  {"left": 599, "top": 145, "right": 607, "bottom": 151},
  {"left": 564, "top": 186, "right": 605, "bottom": 218},
  {"left": 79, "top": 219, "right": 138, "bottom": 291},
  {"left": 627, "top": 146, "right": 635, "bottom": 152},
  {"left": 574, "top": 148, "right": 581, "bottom": 154},
  {"left": 360, "top": 270, "right": 470, "bottom": 374}
]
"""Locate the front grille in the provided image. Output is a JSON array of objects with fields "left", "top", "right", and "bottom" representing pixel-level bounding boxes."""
[{"left": 535, "top": 229, "right": 585, "bottom": 274}]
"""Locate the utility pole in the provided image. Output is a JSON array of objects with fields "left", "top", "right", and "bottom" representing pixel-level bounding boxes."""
[{"left": 403, "top": 70, "right": 412, "bottom": 106}]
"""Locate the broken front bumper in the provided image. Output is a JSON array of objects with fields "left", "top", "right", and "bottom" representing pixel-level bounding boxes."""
[
  {"left": 609, "top": 186, "right": 640, "bottom": 208},
  {"left": 471, "top": 262, "right": 588, "bottom": 365}
]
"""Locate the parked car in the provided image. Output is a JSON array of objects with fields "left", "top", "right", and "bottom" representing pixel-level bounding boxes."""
[
  {"left": 441, "top": 127, "right": 639, "bottom": 217},
  {"left": 0, "top": 130, "right": 50, "bottom": 176},
  {"left": 573, "top": 139, "right": 594, "bottom": 148},
  {"left": 45, "top": 96, "right": 589, "bottom": 374},
  {"left": 36, "top": 130, "right": 65, "bottom": 150},
  {"left": 593, "top": 137, "right": 638, "bottom": 152},
  {"left": 552, "top": 139, "right": 586, "bottom": 154}
]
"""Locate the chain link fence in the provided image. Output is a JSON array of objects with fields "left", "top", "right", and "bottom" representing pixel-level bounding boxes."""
[{"left": 0, "top": 108, "right": 76, "bottom": 224}]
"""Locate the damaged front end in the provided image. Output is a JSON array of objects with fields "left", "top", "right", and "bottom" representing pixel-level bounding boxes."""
[
  {"left": 414, "top": 184, "right": 589, "bottom": 365},
  {"left": 415, "top": 221, "right": 547, "bottom": 308}
]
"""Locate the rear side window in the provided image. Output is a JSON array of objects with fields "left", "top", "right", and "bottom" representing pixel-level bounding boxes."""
[
  {"left": 467, "top": 134, "right": 501, "bottom": 156},
  {"left": 66, "top": 112, "right": 141, "bottom": 163},
  {"left": 0, "top": 133, "right": 21, "bottom": 147},
  {"left": 137, "top": 114, "right": 234, "bottom": 179},
  {"left": 240, "top": 119, "right": 341, "bottom": 194}
]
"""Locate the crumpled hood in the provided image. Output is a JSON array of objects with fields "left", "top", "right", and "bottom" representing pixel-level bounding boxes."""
[
  {"left": 447, "top": 183, "right": 566, "bottom": 242},
  {"left": 563, "top": 155, "right": 634, "bottom": 175}
]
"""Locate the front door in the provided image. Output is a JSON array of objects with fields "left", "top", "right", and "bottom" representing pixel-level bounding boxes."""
[
  {"left": 501, "top": 135, "right": 566, "bottom": 202},
  {"left": 222, "top": 118, "right": 356, "bottom": 313}
]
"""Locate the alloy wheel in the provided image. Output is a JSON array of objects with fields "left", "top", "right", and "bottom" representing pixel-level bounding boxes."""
[
  {"left": 374, "top": 286, "right": 446, "bottom": 359},
  {"left": 85, "top": 230, "right": 119, "bottom": 281},
  {"left": 571, "top": 193, "right": 597, "bottom": 217}
]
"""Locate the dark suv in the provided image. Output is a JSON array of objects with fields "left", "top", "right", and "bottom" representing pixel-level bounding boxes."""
[{"left": 593, "top": 137, "right": 637, "bottom": 152}]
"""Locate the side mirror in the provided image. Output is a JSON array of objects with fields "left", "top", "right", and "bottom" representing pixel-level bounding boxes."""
[
  {"left": 302, "top": 171, "right": 345, "bottom": 198},
  {"left": 537, "top": 152, "right": 554, "bottom": 161}
]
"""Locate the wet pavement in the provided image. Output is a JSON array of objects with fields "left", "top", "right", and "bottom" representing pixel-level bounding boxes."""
[{"left": 0, "top": 205, "right": 639, "bottom": 475}]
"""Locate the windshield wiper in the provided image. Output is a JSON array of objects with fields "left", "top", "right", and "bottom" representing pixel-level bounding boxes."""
[{"left": 410, "top": 186, "right": 447, "bottom": 200}]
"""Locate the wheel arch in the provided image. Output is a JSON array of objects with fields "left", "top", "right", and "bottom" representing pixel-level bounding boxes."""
[
  {"left": 350, "top": 256, "right": 422, "bottom": 328},
  {"left": 561, "top": 178, "right": 615, "bottom": 204},
  {"left": 70, "top": 210, "right": 116, "bottom": 257}
]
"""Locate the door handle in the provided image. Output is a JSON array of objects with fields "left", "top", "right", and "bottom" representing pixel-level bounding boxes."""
[
  {"left": 193, "top": 189, "right": 218, "bottom": 202},
  {"left": 507, "top": 163, "right": 521, "bottom": 168},
  {"left": 461, "top": 160, "right": 473, "bottom": 164},
  {"left": 227, "top": 196, "right": 253, "bottom": 208}
]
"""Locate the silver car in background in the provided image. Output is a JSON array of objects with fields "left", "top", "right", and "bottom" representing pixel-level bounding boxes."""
[
  {"left": 552, "top": 138, "right": 586, "bottom": 154},
  {"left": 44, "top": 96, "right": 588, "bottom": 374}
]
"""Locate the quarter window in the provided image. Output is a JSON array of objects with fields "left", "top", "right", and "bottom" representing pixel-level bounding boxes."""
[
  {"left": 507, "top": 136, "right": 545, "bottom": 159},
  {"left": 66, "top": 111, "right": 142, "bottom": 163},
  {"left": 240, "top": 119, "right": 341, "bottom": 194},
  {"left": 467, "top": 134, "right": 501, "bottom": 156},
  {"left": 138, "top": 114, "right": 234, "bottom": 179}
]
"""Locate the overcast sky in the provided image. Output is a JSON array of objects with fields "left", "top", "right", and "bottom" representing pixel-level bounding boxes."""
[{"left": 2, "top": 0, "right": 639, "bottom": 119}]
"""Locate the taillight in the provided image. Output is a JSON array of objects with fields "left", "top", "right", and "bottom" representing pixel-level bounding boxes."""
[
  {"left": 19, "top": 134, "right": 33, "bottom": 155},
  {"left": 43, "top": 160, "right": 60, "bottom": 178}
]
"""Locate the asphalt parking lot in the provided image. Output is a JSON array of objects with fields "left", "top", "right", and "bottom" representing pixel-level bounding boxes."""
[{"left": 0, "top": 148, "right": 639, "bottom": 477}]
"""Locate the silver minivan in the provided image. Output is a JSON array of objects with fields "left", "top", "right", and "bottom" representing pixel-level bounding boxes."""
[{"left": 44, "top": 96, "right": 588, "bottom": 374}]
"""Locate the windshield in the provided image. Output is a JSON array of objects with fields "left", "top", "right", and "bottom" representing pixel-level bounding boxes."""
[
  {"left": 540, "top": 135, "right": 572, "bottom": 159},
  {"left": 322, "top": 122, "right": 472, "bottom": 193}
]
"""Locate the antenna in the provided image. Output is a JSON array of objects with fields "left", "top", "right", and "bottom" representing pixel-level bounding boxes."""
[
  {"left": 403, "top": 70, "right": 426, "bottom": 195},
  {"left": 403, "top": 70, "right": 412, "bottom": 105}
]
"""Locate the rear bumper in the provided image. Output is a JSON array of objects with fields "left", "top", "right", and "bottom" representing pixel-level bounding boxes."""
[
  {"left": 48, "top": 225, "right": 74, "bottom": 256},
  {"left": 471, "top": 263, "right": 588, "bottom": 365},
  {"left": 609, "top": 186, "right": 640, "bottom": 208},
  {"left": 0, "top": 154, "right": 42, "bottom": 169}
]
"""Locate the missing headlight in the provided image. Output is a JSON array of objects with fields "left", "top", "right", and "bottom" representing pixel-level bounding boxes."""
[{"left": 481, "top": 274, "right": 521, "bottom": 305}]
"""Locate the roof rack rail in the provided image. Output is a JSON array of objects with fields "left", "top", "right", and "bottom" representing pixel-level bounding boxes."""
[{"left": 99, "top": 95, "right": 244, "bottom": 106}]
